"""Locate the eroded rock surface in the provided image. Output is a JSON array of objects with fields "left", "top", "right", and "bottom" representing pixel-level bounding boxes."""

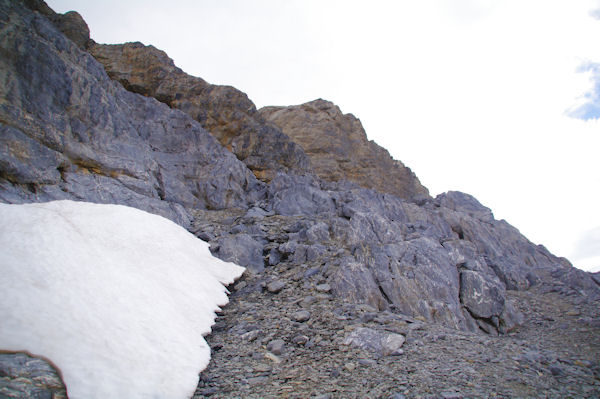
[
  {"left": 0, "top": 0, "right": 262, "bottom": 228},
  {"left": 88, "top": 42, "right": 309, "bottom": 182},
  {"left": 259, "top": 99, "right": 429, "bottom": 200}
]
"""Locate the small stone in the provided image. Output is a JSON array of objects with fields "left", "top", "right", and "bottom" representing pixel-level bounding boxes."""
[
  {"left": 358, "top": 358, "right": 376, "bottom": 366},
  {"left": 361, "top": 312, "right": 377, "bottom": 323},
  {"left": 247, "top": 376, "right": 268, "bottom": 385},
  {"left": 253, "top": 363, "right": 272, "bottom": 373},
  {"left": 264, "top": 352, "right": 281, "bottom": 363},
  {"left": 292, "top": 335, "right": 309, "bottom": 345},
  {"left": 304, "top": 267, "right": 321, "bottom": 279},
  {"left": 292, "top": 310, "right": 311, "bottom": 322},
  {"left": 240, "top": 330, "right": 261, "bottom": 342},
  {"left": 549, "top": 366, "right": 564, "bottom": 376},
  {"left": 344, "top": 362, "right": 356, "bottom": 372},
  {"left": 268, "top": 248, "right": 281, "bottom": 266},
  {"left": 267, "top": 280, "right": 286, "bottom": 293},
  {"left": 315, "top": 283, "right": 331, "bottom": 292},
  {"left": 234, "top": 280, "right": 247, "bottom": 291},
  {"left": 300, "top": 296, "right": 318, "bottom": 308},
  {"left": 440, "top": 390, "right": 463, "bottom": 399},
  {"left": 267, "top": 339, "right": 285, "bottom": 355},
  {"left": 199, "top": 387, "right": 218, "bottom": 396}
]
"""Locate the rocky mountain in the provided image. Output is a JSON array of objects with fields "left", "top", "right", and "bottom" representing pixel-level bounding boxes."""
[
  {"left": 259, "top": 99, "right": 429, "bottom": 200},
  {"left": 1, "top": 1, "right": 599, "bottom": 397}
]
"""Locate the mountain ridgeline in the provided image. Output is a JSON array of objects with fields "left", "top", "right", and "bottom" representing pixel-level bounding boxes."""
[{"left": 1, "top": 1, "right": 599, "bottom": 397}]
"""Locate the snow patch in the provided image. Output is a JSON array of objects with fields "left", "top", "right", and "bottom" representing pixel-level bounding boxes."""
[{"left": 0, "top": 201, "right": 245, "bottom": 399}]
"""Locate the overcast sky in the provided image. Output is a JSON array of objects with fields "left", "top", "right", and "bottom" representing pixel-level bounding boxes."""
[{"left": 48, "top": 0, "right": 600, "bottom": 272}]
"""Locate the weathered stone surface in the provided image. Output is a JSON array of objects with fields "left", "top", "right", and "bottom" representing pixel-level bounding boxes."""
[
  {"left": 88, "top": 41, "right": 310, "bottom": 181},
  {"left": 259, "top": 99, "right": 429, "bottom": 200},
  {"left": 267, "top": 173, "right": 336, "bottom": 216},
  {"left": 211, "top": 234, "right": 265, "bottom": 273},
  {"left": 23, "top": 0, "right": 90, "bottom": 49},
  {"left": 0, "top": 0, "right": 262, "bottom": 228},
  {"left": 291, "top": 310, "right": 311, "bottom": 322},
  {"left": 266, "top": 280, "right": 286, "bottom": 293},
  {"left": 459, "top": 270, "right": 505, "bottom": 320},
  {"left": 0, "top": 352, "right": 66, "bottom": 399},
  {"left": 343, "top": 327, "right": 405, "bottom": 356},
  {"left": 266, "top": 339, "right": 285, "bottom": 355}
]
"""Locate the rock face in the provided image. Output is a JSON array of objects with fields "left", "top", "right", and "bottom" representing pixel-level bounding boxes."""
[
  {"left": 0, "top": 0, "right": 262, "bottom": 228},
  {"left": 259, "top": 99, "right": 429, "bottom": 200},
  {"left": 87, "top": 42, "right": 310, "bottom": 182},
  {"left": 1, "top": 0, "right": 600, "bottom": 396}
]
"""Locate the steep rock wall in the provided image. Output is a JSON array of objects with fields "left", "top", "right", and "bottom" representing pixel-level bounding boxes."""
[
  {"left": 260, "top": 99, "right": 430, "bottom": 200},
  {"left": 87, "top": 42, "right": 310, "bottom": 182},
  {"left": 0, "top": 0, "right": 263, "bottom": 227}
]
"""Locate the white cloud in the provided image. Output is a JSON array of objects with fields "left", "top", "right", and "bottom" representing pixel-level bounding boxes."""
[
  {"left": 571, "top": 226, "right": 600, "bottom": 272},
  {"left": 567, "top": 62, "right": 600, "bottom": 120}
]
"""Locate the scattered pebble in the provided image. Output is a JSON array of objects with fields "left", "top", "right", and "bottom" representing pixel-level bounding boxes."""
[
  {"left": 315, "top": 283, "right": 331, "bottom": 293},
  {"left": 291, "top": 310, "right": 311, "bottom": 322},
  {"left": 267, "top": 280, "right": 286, "bottom": 293},
  {"left": 267, "top": 339, "right": 285, "bottom": 355}
]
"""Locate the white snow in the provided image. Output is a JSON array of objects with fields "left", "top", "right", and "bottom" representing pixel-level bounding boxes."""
[{"left": 0, "top": 200, "right": 245, "bottom": 399}]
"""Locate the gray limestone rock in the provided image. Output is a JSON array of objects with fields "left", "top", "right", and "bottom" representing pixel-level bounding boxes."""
[
  {"left": 266, "top": 339, "right": 285, "bottom": 355},
  {"left": 0, "top": 352, "right": 66, "bottom": 398},
  {"left": 88, "top": 41, "right": 310, "bottom": 182},
  {"left": 0, "top": 0, "right": 262, "bottom": 228},
  {"left": 267, "top": 174, "right": 336, "bottom": 216},
  {"left": 343, "top": 327, "right": 405, "bottom": 356},
  {"left": 211, "top": 234, "right": 264, "bottom": 273},
  {"left": 267, "top": 280, "right": 286, "bottom": 293},
  {"left": 459, "top": 270, "right": 505, "bottom": 320},
  {"left": 291, "top": 310, "right": 311, "bottom": 322}
]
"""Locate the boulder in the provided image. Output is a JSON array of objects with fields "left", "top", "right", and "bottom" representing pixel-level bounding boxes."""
[
  {"left": 459, "top": 270, "right": 505, "bottom": 320},
  {"left": 343, "top": 327, "right": 405, "bottom": 356},
  {"left": 211, "top": 234, "right": 265, "bottom": 273}
]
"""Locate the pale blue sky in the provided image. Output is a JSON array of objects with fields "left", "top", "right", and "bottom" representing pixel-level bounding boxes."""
[{"left": 47, "top": 0, "right": 600, "bottom": 271}]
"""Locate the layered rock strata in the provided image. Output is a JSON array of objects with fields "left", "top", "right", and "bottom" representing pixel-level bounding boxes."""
[
  {"left": 260, "top": 99, "right": 429, "bottom": 200},
  {"left": 87, "top": 42, "right": 309, "bottom": 182},
  {"left": 0, "top": 0, "right": 263, "bottom": 228}
]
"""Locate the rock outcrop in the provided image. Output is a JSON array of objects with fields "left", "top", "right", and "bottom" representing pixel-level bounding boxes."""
[
  {"left": 1, "top": 1, "right": 599, "bottom": 397},
  {"left": 0, "top": 0, "right": 263, "bottom": 228},
  {"left": 259, "top": 99, "right": 429, "bottom": 200},
  {"left": 87, "top": 42, "right": 310, "bottom": 182}
]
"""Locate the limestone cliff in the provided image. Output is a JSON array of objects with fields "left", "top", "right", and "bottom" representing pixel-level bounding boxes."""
[{"left": 260, "top": 99, "right": 429, "bottom": 200}]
